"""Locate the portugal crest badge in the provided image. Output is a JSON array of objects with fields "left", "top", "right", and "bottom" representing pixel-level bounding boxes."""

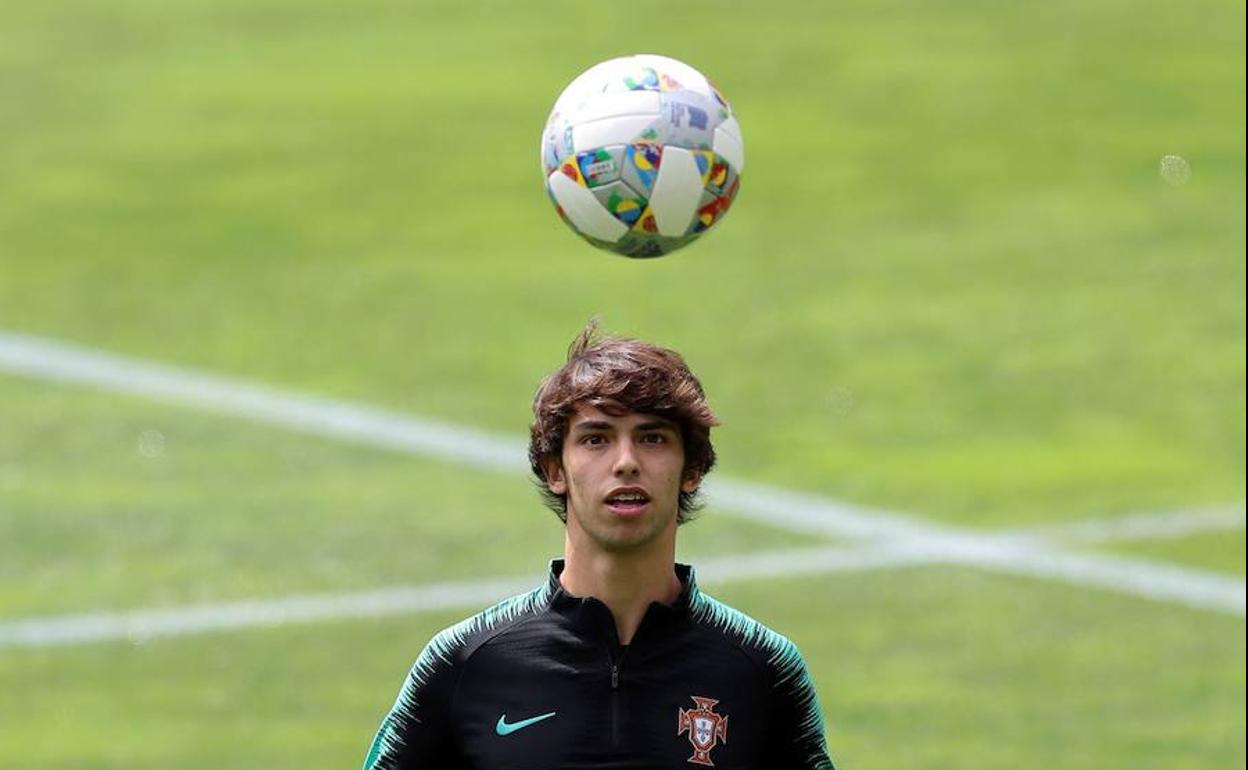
[{"left": 677, "top": 695, "right": 728, "bottom": 766}]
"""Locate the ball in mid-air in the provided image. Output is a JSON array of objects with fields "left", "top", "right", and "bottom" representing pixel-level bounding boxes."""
[{"left": 541, "top": 54, "right": 744, "bottom": 258}]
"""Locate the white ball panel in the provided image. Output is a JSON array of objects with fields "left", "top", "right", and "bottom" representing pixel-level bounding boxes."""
[
  {"left": 713, "top": 117, "right": 745, "bottom": 173},
  {"left": 548, "top": 171, "right": 629, "bottom": 242},
  {"left": 572, "top": 114, "right": 658, "bottom": 153},
  {"left": 551, "top": 57, "right": 632, "bottom": 113},
  {"left": 716, "top": 115, "right": 742, "bottom": 143},
  {"left": 568, "top": 90, "right": 662, "bottom": 125},
  {"left": 647, "top": 146, "right": 703, "bottom": 237}
]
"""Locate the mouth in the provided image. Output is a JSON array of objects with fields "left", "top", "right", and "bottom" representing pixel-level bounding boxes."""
[{"left": 604, "top": 487, "right": 651, "bottom": 516}]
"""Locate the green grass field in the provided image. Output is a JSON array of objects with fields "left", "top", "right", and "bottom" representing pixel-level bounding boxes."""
[{"left": 1, "top": 0, "right": 1244, "bottom": 768}]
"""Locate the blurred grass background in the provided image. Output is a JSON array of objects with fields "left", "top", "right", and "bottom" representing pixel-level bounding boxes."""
[{"left": 0, "top": 0, "right": 1243, "bottom": 767}]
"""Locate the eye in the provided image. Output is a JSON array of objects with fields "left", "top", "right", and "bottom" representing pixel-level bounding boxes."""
[
  {"left": 580, "top": 434, "right": 606, "bottom": 446},
  {"left": 640, "top": 432, "right": 666, "bottom": 444}
]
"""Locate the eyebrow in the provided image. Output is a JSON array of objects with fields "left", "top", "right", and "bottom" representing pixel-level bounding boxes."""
[
  {"left": 571, "top": 421, "right": 614, "bottom": 433},
  {"left": 570, "top": 419, "right": 677, "bottom": 433}
]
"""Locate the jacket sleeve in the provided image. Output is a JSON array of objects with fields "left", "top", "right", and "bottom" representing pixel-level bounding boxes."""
[
  {"left": 362, "top": 631, "right": 462, "bottom": 769},
  {"left": 767, "top": 640, "right": 837, "bottom": 770}
]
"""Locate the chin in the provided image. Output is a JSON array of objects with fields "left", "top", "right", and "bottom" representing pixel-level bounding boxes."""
[{"left": 589, "top": 526, "right": 662, "bottom": 553}]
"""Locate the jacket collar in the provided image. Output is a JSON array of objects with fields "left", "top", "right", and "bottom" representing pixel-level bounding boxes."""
[{"left": 545, "top": 558, "right": 698, "bottom": 619}]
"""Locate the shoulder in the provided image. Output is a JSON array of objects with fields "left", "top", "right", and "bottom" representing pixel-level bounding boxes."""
[
  {"left": 410, "top": 583, "right": 551, "bottom": 683},
  {"left": 686, "top": 590, "right": 811, "bottom": 687},
  {"left": 686, "top": 588, "right": 835, "bottom": 768}
]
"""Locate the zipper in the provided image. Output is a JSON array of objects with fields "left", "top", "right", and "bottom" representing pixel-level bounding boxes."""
[
  {"left": 607, "top": 651, "right": 621, "bottom": 749},
  {"left": 607, "top": 646, "right": 630, "bottom": 749},
  {"left": 610, "top": 663, "right": 621, "bottom": 748}
]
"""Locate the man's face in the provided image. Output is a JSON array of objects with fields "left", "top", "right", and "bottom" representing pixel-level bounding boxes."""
[{"left": 545, "top": 403, "right": 700, "bottom": 554}]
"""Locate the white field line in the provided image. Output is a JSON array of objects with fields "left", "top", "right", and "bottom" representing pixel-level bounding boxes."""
[
  {"left": 0, "top": 329, "right": 1244, "bottom": 648},
  {"left": 906, "top": 533, "right": 1245, "bottom": 615},
  {"left": 1012, "top": 503, "right": 1246, "bottom": 544},
  {"left": 1, "top": 528, "right": 1242, "bottom": 649},
  {"left": 0, "top": 576, "right": 536, "bottom": 649},
  {"left": 0, "top": 331, "right": 523, "bottom": 472}
]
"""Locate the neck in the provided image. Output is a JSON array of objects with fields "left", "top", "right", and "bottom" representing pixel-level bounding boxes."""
[{"left": 559, "top": 536, "right": 682, "bottom": 646}]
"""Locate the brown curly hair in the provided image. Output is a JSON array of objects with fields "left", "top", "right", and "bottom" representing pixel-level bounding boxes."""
[{"left": 529, "top": 320, "right": 720, "bottom": 524}]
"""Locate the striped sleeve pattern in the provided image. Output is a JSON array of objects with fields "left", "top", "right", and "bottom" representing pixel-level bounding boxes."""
[{"left": 362, "top": 584, "right": 552, "bottom": 769}]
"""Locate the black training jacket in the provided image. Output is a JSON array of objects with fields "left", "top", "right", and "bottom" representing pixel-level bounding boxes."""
[{"left": 363, "top": 560, "right": 836, "bottom": 769}]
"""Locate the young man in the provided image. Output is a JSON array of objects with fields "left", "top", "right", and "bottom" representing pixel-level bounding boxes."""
[{"left": 363, "top": 324, "right": 835, "bottom": 769}]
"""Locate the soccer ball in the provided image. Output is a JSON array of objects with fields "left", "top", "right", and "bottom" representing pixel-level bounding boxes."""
[{"left": 540, "top": 55, "right": 744, "bottom": 258}]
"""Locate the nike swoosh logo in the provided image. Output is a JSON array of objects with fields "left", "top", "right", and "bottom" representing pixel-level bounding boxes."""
[{"left": 495, "top": 711, "right": 557, "bottom": 736}]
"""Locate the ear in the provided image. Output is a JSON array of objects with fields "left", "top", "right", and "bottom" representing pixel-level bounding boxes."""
[
  {"left": 680, "top": 469, "right": 702, "bottom": 494},
  {"left": 543, "top": 458, "right": 568, "bottom": 495}
]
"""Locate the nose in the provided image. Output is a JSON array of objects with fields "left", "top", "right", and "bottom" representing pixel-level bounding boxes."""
[{"left": 612, "top": 439, "right": 640, "bottom": 478}]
